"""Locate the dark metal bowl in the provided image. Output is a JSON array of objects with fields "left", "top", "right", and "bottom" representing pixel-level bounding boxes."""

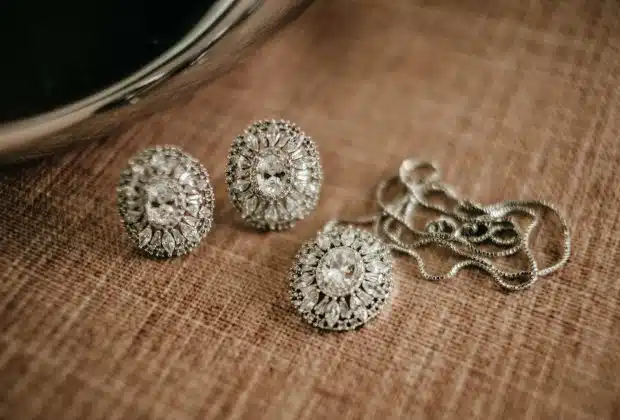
[{"left": 0, "top": 0, "right": 312, "bottom": 163}]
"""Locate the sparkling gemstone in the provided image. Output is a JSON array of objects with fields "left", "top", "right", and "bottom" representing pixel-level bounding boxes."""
[
  {"left": 186, "top": 204, "right": 199, "bottom": 217},
  {"left": 290, "top": 149, "right": 304, "bottom": 161},
  {"left": 194, "top": 178, "right": 209, "bottom": 190},
  {"left": 317, "top": 247, "right": 364, "bottom": 297},
  {"left": 354, "top": 307, "right": 369, "bottom": 322},
  {"left": 339, "top": 300, "right": 352, "bottom": 319},
  {"left": 285, "top": 196, "right": 300, "bottom": 216},
  {"left": 143, "top": 180, "right": 184, "bottom": 228},
  {"left": 125, "top": 210, "right": 142, "bottom": 224},
  {"left": 365, "top": 273, "right": 382, "bottom": 284},
  {"left": 131, "top": 164, "right": 146, "bottom": 176},
  {"left": 356, "top": 289, "right": 373, "bottom": 306},
  {"left": 245, "top": 134, "right": 259, "bottom": 150},
  {"left": 284, "top": 135, "right": 302, "bottom": 152},
  {"left": 242, "top": 195, "right": 258, "bottom": 216},
  {"left": 161, "top": 231, "right": 175, "bottom": 255},
  {"left": 276, "top": 200, "right": 289, "bottom": 219},
  {"left": 340, "top": 229, "right": 356, "bottom": 246},
  {"left": 349, "top": 295, "right": 362, "bottom": 310},
  {"left": 303, "top": 253, "right": 319, "bottom": 266},
  {"left": 266, "top": 123, "right": 281, "bottom": 147},
  {"left": 306, "top": 182, "right": 319, "bottom": 195},
  {"left": 177, "top": 171, "right": 192, "bottom": 186},
  {"left": 313, "top": 297, "right": 330, "bottom": 315},
  {"left": 299, "top": 287, "right": 319, "bottom": 313},
  {"left": 316, "top": 234, "right": 332, "bottom": 251},
  {"left": 172, "top": 228, "right": 185, "bottom": 246},
  {"left": 361, "top": 241, "right": 382, "bottom": 256},
  {"left": 150, "top": 230, "right": 162, "bottom": 247},
  {"left": 150, "top": 153, "right": 165, "bottom": 168},
  {"left": 255, "top": 153, "right": 289, "bottom": 197},
  {"left": 173, "top": 165, "right": 187, "bottom": 179},
  {"left": 293, "top": 159, "right": 307, "bottom": 169},
  {"left": 233, "top": 180, "right": 250, "bottom": 192},
  {"left": 265, "top": 205, "right": 278, "bottom": 223},
  {"left": 180, "top": 223, "right": 199, "bottom": 242},
  {"left": 324, "top": 300, "right": 341, "bottom": 327},
  {"left": 295, "top": 169, "right": 310, "bottom": 182},
  {"left": 235, "top": 155, "right": 250, "bottom": 169},
  {"left": 366, "top": 260, "right": 389, "bottom": 273},
  {"left": 138, "top": 226, "right": 152, "bottom": 248},
  {"left": 296, "top": 274, "right": 314, "bottom": 288},
  {"left": 363, "top": 281, "right": 383, "bottom": 298}
]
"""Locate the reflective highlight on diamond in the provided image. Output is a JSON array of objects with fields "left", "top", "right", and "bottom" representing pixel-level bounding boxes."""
[
  {"left": 143, "top": 179, "right": 185, "bottom": 228},
  {"left": 317, "top": 247, "right": 364, "bottom": 297},
  {"left": 255, "top": 152, "right": 288, "bottom": 197}
]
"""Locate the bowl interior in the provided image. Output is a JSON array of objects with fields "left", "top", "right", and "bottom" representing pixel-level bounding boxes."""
[{"left": 0, "top": 0, "right": 216, "bottom": 123}]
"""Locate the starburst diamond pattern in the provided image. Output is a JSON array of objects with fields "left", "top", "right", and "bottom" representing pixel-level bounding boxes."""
[
  {"left": 290, "top": 226, "right": 393, "bottom": 331},
  {"left": 117, "top": 146, "right": 214, "bottom": 257},
  {"left": 227, "top": 120, "right": 322, "bottom": 230}
]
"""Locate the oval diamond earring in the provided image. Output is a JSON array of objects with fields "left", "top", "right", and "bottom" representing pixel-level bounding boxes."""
[
  {"left": 117, "top": 146, "right": 215, "bottom": 258},
  {"left": 226, "top": 120, "right": 322, "bottom": 230}
]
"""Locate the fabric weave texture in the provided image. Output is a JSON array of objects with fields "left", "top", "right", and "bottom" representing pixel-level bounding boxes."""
[{"left": 1, "top": 0, "right": 619, "bottom": 419}]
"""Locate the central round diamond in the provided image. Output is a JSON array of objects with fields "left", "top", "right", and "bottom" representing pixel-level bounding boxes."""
[
  {"left": 255, "top": 153, "right": 288, "bottom": 197},
  {"left": 143, "top": 179, "right": 185, "bottom": 228},
  {"left": 317, "top": 247, "right": 364, "bottom": 297}
]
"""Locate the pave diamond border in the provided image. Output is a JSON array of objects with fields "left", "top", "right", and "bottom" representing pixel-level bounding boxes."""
[
  {"left": 117, "top": 146, "right": 215, "bottom": 258},
  {"left": 290, "top": 225, "right": 393, "bottom": 331},
  {"left": 226, "top": 120, "right": 323, "bottom": 231}
]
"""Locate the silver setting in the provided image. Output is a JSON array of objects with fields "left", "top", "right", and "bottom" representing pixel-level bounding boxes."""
[
  {"left": 117, "top": 146, "right": 214, "bottom": 258},
  {"left": 226, "top": 120, "right": 322, "bottom": 230},
  {"left": 290, "top": 225, "right": 393, "bottom": 331}
]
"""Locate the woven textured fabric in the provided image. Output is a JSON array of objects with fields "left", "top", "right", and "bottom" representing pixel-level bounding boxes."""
[{"left": 1, "top": 0, "right": 619, "bottom": 418}]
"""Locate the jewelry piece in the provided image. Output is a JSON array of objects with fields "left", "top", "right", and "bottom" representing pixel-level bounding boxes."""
[
  {"left": 375, "top": 158, "right": 571, "bottom": 291},
  {"left": 117, "top": 146, "right": 214, "bottom": 258},
  {"left": 290, "top": 224, "right": 393, "bottom": 331},
  {"left": 226, "top": 120, "right": 322, "bottom": 230},
  {"left": 289, "top": 157, "right": 571, "bottom": 331}
]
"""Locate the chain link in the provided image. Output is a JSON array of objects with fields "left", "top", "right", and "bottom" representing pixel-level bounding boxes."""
[{"left": 326, "top": 158, "right": 571, "bottom": 291}]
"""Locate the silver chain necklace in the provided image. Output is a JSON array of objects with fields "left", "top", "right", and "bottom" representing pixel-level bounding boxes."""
[{"left": 290, "top": 158, "right": 571, "bottom": 331}]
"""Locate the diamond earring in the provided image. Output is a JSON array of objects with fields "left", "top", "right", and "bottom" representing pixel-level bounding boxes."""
[
  {"left": 117, "top": 146, "right": 215, "bottom": 258},
  {"left": 290, "top": 223, "right": 393, "bottom": 331},
  {"left": 226, "top": 120, "right": 322, "bottom": 230}
]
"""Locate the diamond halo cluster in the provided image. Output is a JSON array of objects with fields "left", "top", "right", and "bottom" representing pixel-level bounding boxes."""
[
  {"left": 117, "top": 146, "right": 214, "bottom": 258},
  {"left": 290, "top": 225, "right": 393, "bottom": 331},
  {"left": 226, "top": 120, "right": 322, "bottom": 230}
]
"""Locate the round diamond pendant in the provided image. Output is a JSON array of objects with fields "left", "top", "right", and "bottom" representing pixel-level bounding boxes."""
[
  {"left": 117, "top": 146, "right": 214, "bottom": 258},
  {"left": 226, "top": 120, "right": 322, "bottom": 230},
  {"left": 290, "top": 226, "right": 393, "bottom": 331}
]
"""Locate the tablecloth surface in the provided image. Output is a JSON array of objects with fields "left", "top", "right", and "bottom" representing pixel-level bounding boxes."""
[{"left": 1, "top": 1, "right": 619, "bottom": 419}]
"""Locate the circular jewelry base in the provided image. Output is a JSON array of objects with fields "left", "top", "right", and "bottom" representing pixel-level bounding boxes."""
[
  {"left": 117, "top": 146, "right": 214, "bottom": 257},
  {"left": 290, "top": 225, "right": 393, "bottom": 331},
  {"left": 226, "top": 120, "right": 322, "bottom": 230}
]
